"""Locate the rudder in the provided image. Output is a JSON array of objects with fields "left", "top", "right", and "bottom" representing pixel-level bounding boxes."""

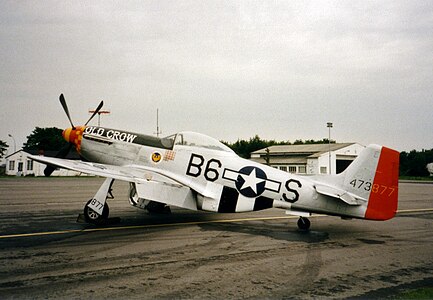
[{"left": 365, "top": 146, "right": 400, "bottom": 220}]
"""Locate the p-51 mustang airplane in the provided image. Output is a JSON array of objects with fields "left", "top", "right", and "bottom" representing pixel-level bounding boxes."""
[{"left": 30, "top": 94, "right": 400, "bottom": 230}]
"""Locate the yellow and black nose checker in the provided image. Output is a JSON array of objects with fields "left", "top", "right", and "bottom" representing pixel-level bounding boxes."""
[{"left": 62, "top": 126, "right": 85, "bottom": 152}]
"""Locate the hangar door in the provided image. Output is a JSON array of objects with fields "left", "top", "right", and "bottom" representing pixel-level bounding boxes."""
[{"left": 336, "top": 156, "right": 356, "bottom": 174}]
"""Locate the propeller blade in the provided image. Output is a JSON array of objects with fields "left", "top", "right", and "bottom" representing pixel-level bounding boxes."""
[
  {"left": 85, "top": 100, "right": 104, "bottom": 126},
  {"left": 59, "top": 94, "right": 75, "bottom": 130},
  {"left": 44, "top": 143, "right": 73, "bottom": 176},
  {"left": 44, "top": 164, "right": 57, "bottom": 177}
]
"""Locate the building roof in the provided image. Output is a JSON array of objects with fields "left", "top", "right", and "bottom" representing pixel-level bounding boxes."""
[
  {"left": 252, "top": 157, "right": 308, "bottom": 164},
  {"left": 252, "top": 143, "right": 356, "bottom": 157},
  {"left": 5, "top": 148, "right": 80, "bottom": 160}
]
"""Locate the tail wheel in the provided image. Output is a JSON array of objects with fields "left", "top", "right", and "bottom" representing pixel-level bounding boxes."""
[
  {"left": 84, "top": 199, "right": 109, "bottom": 224},
  {"left": 297, "top": 217, "right": 311, "bottom": 231}
]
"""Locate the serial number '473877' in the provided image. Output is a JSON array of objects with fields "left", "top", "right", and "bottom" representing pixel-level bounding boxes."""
[{"left": 349, "top": 179, "right": 396, "bottom": 196}]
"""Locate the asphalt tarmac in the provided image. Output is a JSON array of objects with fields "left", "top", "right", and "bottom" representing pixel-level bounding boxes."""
[{"left": 0, "top": 177, "right": 432, "bottom": 299}]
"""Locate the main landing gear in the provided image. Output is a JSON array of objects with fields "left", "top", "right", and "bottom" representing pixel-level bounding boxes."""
[
  {"left": 82, "top": 178, "right": 114, "bottom": 224},
  {"left": 84, "top": 199, "right": 109, "bottom": 224},
  {"left": 297, "top": 216, "right": 311, "bottom": 231}
]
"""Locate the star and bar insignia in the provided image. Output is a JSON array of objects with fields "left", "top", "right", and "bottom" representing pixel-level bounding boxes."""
[{"left": 223, "top": 166, "right": 281, "bottom": 198}]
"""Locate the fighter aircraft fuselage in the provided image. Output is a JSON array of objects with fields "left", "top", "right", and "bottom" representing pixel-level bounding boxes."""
[
  {"left": 63, "top": 125, "right": 396, "bottom": 220},
  {"left": 29, "top": 94, "right": 400, "bottom": 229}
]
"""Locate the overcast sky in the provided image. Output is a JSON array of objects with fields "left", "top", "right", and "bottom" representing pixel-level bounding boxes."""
[{"left": 1, "top": 0, "right": 432, "bottom": 155}]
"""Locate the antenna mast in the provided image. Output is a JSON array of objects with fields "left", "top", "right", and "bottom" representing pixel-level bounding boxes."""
[{"left": 155, "top": 108, "right": 162, "bottom": 137}]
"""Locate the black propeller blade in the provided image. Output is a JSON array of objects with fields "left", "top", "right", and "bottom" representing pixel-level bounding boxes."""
[
  {"left": 44, "top": 143, "right": 73, "bottom": 176},
  {"left": 59, "top": 93, "right": 75, "bottom": 130},
  {"left": 44, "top": 165, "right": 56, "bottom": 177},
  {"left": 44, "top": 93, "right": 102, "bottom": 176},
  {"left": 85, "top": 100, "right": 104, "bottom": 126}
]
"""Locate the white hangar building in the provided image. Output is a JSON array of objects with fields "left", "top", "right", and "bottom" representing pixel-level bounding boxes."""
[
  {"left": 250, "top": 143, "right": 365, "bottom": 175},
  {"left": 5, "top": 149, "right": 87, "bottom": 177}
]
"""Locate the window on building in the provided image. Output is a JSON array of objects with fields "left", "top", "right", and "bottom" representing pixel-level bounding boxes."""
[
  {"left": 279, "top": 166, "right": 287, "bottom": 172},
  {"left": 298, "top": 166, "right": 306, "bottom": 174},
  {"left": 9, "top": 160, "right": 15, "bottom": 171},
  {"left": 288, "top": 166, "right": 297, "bottom": 173},
  {"left": 27, "top": 160, "right": 33, "bottom": 171},
  {"left": 320, "top": 166, "right": 327, "bottom": 174}
]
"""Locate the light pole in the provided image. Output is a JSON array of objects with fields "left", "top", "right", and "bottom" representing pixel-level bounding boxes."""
[
  {"left": 327, "top": 122, "right": 333, "bottom": 174},
  {"left": 8, "top": 134, "right": 16, "bottom": 153}
]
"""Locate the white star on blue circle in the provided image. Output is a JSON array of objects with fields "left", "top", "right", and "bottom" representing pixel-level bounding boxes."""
[{"left": 235, "top": 166, "right": 267, "bottom": 197}]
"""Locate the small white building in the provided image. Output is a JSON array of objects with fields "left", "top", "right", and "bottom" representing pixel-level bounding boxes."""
[
  {"left": 5, "top": 149, "right": 88, "bottom": 177},
  {"left": 250, "top": 143, "right": 365, "bottom": 175}
]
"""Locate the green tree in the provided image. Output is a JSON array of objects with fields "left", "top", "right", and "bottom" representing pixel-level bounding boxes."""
[
  {"left": 400, "top": 149, "right": 433, "bottom": 177},
  {"left": 0, "top": 140, "right": 8, "bottom": 158},
  {"left": 223, "top": 135, "right": 279, "bottom": 158},
  {"left": 293, "top": 138, "right": 335, "bottom": 145},
  {"left": 23, "top": 127, "right": 67, "bottom": 152}
]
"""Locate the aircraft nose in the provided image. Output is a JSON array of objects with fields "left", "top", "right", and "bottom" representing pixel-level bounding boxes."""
[
  {"left": 62, "top": 127, "right": 73, "bottom": 143},
  {"left": 62, "top": 126, "right": 85, "bottom": 151}
]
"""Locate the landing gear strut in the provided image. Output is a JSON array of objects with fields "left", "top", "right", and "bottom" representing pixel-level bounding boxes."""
[
  {"left": 297, "top": 217, "right": 311, "bottom": 231},
  {"left": 83, "top": 178, "right": 114, "bottom": 224}
]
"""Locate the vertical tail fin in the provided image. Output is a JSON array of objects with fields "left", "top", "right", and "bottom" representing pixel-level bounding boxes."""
[{"left": 341, "top": 145, "right": 400, "bottom": 220}]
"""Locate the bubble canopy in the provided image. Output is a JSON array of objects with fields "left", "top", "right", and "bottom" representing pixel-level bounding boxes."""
[{"left": 163, "top": 131, "right": 234, "bottom": 153}]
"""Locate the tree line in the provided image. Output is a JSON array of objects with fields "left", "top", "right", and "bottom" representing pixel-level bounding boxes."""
[
  {"left": 2, "top": 127, "right": 432, "bottom": 177},
  {"left": 0, "top": 127, "right": 66, "bottom": 159},
  {"left": 0, "top": 140, "right": 8, "bottom": 158},
  {"left": 400, "top": 149, "right": 433, "bottom": 177}
]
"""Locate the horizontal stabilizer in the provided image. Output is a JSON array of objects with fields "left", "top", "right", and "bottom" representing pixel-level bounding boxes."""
[{"left": 315, "top": 184, "right": 365, "bottom": 205}]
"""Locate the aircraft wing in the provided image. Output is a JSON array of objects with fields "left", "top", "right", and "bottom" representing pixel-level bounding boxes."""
[
  {"left": 30, "top": 155, "right": 154, "bottom": 183},
  {"left": 29, "top": 155, "right": 212, "bottom": 200}
]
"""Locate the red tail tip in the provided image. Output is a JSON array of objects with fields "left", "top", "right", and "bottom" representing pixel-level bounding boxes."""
[{"left": 365, "top": 147, "right": 400, "bottom": 220}]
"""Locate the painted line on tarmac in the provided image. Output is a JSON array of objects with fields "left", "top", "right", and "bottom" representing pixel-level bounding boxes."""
[
  {"left": 0, "top": 215, "right": 302, "bottom": 240},
  {"left": 1, "top": 208, "right": 432, "bottom": 240},
  {"left": 396, "top": 208, "right": 433, "bottom": 214}
]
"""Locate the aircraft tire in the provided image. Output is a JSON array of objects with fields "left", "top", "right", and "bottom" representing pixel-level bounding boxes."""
[
  {"left": 297, "top": 217, "right": 311, "bottom": 231},
  {"left": 84, "top": 200, "right": 109, "bottom": 224}
]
